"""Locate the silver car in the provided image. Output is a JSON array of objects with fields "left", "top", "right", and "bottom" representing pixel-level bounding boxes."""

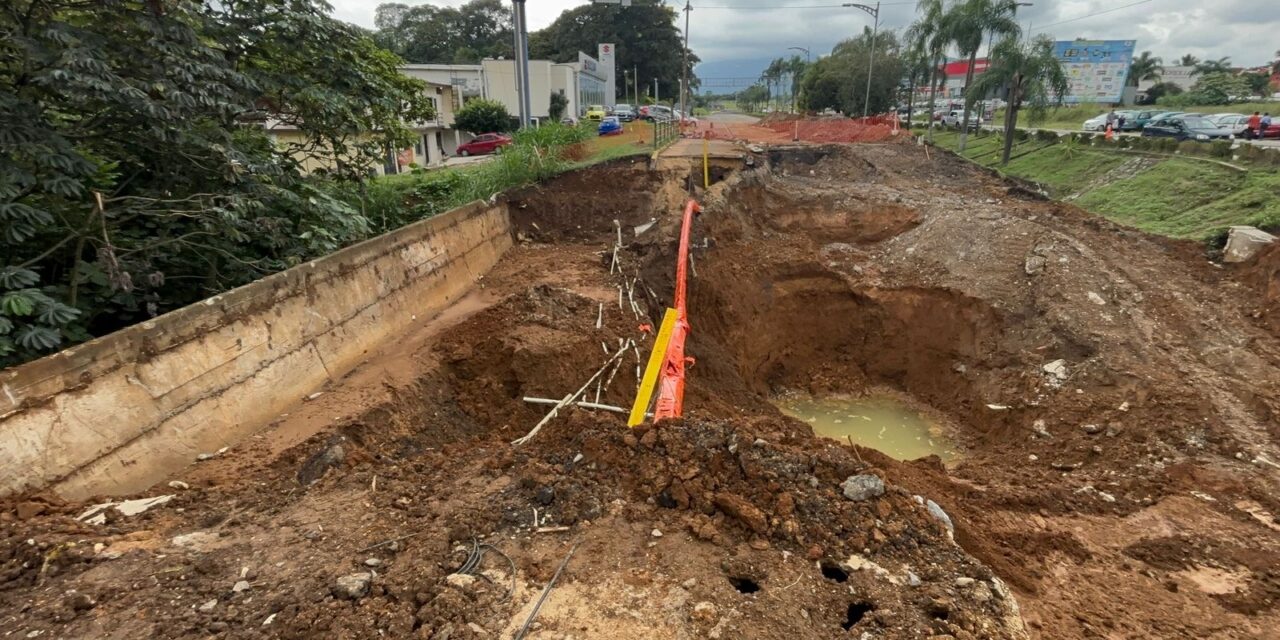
[{"left": 1208, "top": 113, "right": 1249, "bottom": 136}]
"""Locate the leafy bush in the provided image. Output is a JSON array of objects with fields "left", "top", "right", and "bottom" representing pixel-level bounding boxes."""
[
  {"left": 549, "top": 92, "right": 569, "bottom": 122},
  {"left": 455, "top": 99, "right": 514, "bottom": 134}
]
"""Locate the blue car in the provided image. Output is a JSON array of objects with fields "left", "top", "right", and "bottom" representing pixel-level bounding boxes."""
[{"left": 598, "top": 116, "right": 622, "bottom": 136}]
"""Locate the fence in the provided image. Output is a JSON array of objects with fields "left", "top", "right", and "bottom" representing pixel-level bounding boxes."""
[{"left": 652, "top": 119, "right": 679, "bottom": 150}]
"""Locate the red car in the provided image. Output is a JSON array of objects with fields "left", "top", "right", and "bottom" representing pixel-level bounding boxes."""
[{"left": 456, "top": 133, "right": 512, "bottom": 156}]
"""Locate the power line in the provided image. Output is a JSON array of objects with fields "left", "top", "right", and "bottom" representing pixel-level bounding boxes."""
[
  {"left": 1030, "top": 0, "right": 1155, "bottom": 32},
  {"left": 695, "top": 2, "right": 913, "bottom": 9}
]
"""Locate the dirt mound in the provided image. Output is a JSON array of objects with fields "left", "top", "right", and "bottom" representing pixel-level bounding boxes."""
[
  {"left": 1237, "top": 242, "right": 1280, "bottom": 336},
  {"left": 4, "top": 142, "right": 1280, "bottom": 640}
]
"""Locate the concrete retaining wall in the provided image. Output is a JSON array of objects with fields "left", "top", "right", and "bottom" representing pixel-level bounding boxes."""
[{"left": 0, "top": 200, "right": 512, "bottom": 500}]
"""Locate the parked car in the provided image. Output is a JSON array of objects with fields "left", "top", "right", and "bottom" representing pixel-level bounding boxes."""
[
  {"left": 941, "top": 110, "right": 982, "bottom": 129},
  {"left": 584, "top": 105, "right": 607, "bottom": 121},
  {"left": 614, "top": 104, "right": 636, "bottom": 122},
  {"left": 598, "top": 116, "right": 623, "bottom": 136},
  {"left": 1124, "top": 110, "right": 1161, "bottom": 130},
  {"left": 640, "top": 105, "right": 674, "bottom": 122},
  {"left": 455, "top": 132, "right": 512, "bottom": 156},
  {"left": 1208, "top": 113, "right": 1250, "bottom": 136},
  {"left": 1141, "top": 115, "right": 1232, "bottom": 142},
  {"left": 1082, "top": 113, "right": 1109, "bottom": 131}
]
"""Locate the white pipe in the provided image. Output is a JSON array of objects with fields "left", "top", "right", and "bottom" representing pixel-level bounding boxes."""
[{"left": 521, "top": 396, "right": 650, "bottom": 417}]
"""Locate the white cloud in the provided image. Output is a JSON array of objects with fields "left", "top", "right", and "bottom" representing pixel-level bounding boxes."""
[{"left": 327, "top": 0, "right": 1279, "bottom": 70}]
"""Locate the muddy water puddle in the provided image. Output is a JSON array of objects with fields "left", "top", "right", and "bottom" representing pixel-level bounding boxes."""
[{"left": 776, "top": 393, "right": 959, "bottom": 462}]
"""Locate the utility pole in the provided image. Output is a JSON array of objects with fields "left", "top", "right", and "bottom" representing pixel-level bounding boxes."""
[
  {"left": 514, "top": 0, "right": 532, "bottom": 127},
  {"left": 680, "top": 0, "right": 692, "bottom": 120},
  {"left": 842, "top": 3, "right": 879, "bottom": 117},
  {"left": 510, "top": 1, "right": 525, "bottom": 126}
]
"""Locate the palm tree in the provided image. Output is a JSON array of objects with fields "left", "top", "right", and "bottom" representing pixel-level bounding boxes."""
[
  {"left": 787, "top": 55, "right": 807, "bottom": 113},
  {"left": 760, "top": 58, "right": 785, "bottom": 111},
  {"left": 907, "top": 0, "right": 950, "bottom": 142},
  {"left": 901, "top": 37, "right": 932, "bottom": 128},
  {"left": 1192, "top": 56, "right": 1231, "bottom": 76},
  {"left": 1128, "top": 51, "right": 1162, "bottom": 87},
  {"left": 1178, "top": 53, "right": 1200, "bottom": 67},
  {"left": 946, "top": 0, "right": 1022, "bottom": 152},
  {"left": 967, "top": 34, "right": 1068, "bottom": 166}
]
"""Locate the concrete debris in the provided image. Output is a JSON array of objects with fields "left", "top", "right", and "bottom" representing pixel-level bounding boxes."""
[
  {"left": 840, "top": 474, "right": 885, "bottom": 501},
  {"left": 77, "top": 495, "right": 174, "bottom": 525},
  {"left": 198, "top": 599, "right": 217, "bottom": 612},
  {"left": 1039, "top": 360, "right": 1070, "bottom": 378},
  {"left": 906, "top": 571, "right": 922, "bottom": 587},
  {"left": 167, "top": 481, "right": 190, "bottom": 490},
  {"left": 232, "top": 581, "right": 251, "bottom": 594},
  {"left": 651, "top": 528, "right": 663, "bottom": 538},
  {"left": 332, "top": 573, "right": 373, "bottom": 600},
  {"left": 364, "top": 558, "right": 383, "bottom": 567},
  {"left": 1087, "top": 291, "right": 1106, "bottom": 305},
  {"left": 1222, "top": 226, "right": 1276, "bottom": 263},
  {"left": 1032, "top": 419, "right": 1052, "bottom": 438},
  {"left": 840, "top": 554, "right": 898, "bottom": 584},
  {"left": 1081, "top": 424, "right": 1103, "bottom": 435}
]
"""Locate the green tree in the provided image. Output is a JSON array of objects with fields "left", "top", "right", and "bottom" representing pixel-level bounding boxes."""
[
  {"left": 372, "top": 0, "right": 513, "bottom": 63},
  {"left": 787, "top": 55, "right": 808, "bottom": 113},
  {"left": 1184, "top": 71, "right": 1250, "bottom": 105},
  {"left": 1179, "top": 54, "right": 1200, "bottom": 66},
  {"left": 800, "top": 29, "right": 903, "bottom": 116},
  {"left": 549, "top": 92, "right": 569, "bottom": 121},
  {"left": 455, "top": 99, "right": 513, "bottom": 134},
  {"left": 528, "top": 0, "right": 696, "bottom": 101},
  {"left": 1192, "top": 56, "right": 1231, "bottom": 76},
  {"left": 1129, "top": 51, "right": 1162, "bottom": 87},
  {"left": 907, "top": 0, "right": 952, "bottom": 142},
  {"left": 0, "top": 0, "right": 432, "bottom": 366},
  {"left": 736, "top": 85, "right": 770, "bottom": 113},
  {"left": 1143, "top": 81, "right": 1183, "bottom": 104},
  {"left": 967, "top": 34, "right": 1068, "bottom": 165},
  {"left": 946, "top": 0, "right": 1022, "bottom": 151},
  {"left": 760, "top": 58, "right": 785, "bottom": 110},
  {"left": 901, "top": 37, "right": 934, "bottom": 128}
]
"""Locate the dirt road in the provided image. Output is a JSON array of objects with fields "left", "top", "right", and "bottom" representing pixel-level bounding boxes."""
[{"left": 3, "top": 142, "right": 1278, "bottom": 639}]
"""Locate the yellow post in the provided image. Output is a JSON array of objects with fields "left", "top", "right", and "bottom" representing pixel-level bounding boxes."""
[
  {"left": 628, "top": 308, "right": 678, "bottom": 426},
  {"left": 702, "top": 136, "right": 710, "bottom": 188}
]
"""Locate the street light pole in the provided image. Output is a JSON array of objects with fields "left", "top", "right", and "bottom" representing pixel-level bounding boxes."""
[
  {"left": 843, "top": 2, "right": 880, "bottom": 117},
  {"left": 680, "top": 0, "right": 692, "bottom": 120}
]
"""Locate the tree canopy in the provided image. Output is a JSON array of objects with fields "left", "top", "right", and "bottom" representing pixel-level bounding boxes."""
[
  {"left": 454, "top": 99, "right": 513, "bottom": 134},
  {"left": 528, "top": 0, "right": 698, "bottom": 100},
  {"left": 0, "top": 0, "right": 433, "bottom": 365},
  {"left": 372, "top": 0, "right": 513, "bottom": 64},
  {"left": 800, "top": 29, "right": 903, "bottom": 116}
]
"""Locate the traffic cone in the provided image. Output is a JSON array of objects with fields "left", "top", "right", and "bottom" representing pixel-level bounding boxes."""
[{"left": 1105, "top": 123, "right": 1114, "bottom": 141}]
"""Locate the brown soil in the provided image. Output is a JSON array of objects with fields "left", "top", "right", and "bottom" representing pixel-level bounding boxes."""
[{"left": 4, "top": 145, "right": 1280, "bottom": 640}]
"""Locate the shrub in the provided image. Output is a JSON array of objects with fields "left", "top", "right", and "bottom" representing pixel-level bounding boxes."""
[{"left": 455, "top": 99, "right": 513, "bottom": 134}]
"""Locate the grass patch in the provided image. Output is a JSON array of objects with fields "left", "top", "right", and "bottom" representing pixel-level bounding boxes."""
[{"left": 925, "top": 127, "right": 1277, "bottom": 240}]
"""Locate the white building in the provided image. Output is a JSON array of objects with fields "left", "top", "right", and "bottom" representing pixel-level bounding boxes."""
[
  {"left": 480, "top": 51, "right": 609, "bottom": 122},
  {"left": 399, "top": 64, "right": 485, "bottom": 99},
  {"left": 1137, "top": 66, "right": 1198, "bottom": 93}
]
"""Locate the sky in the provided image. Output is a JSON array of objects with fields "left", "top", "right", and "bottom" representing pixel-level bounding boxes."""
[{"left": 328, "top": 0, "right": 1280, "bottom": 81}]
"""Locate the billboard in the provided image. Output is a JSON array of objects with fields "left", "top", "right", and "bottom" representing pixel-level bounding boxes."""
[
  {"left": 598, "top": 44, "right": 616, "bottom": 107},
  {"left": 1053, "top": 39, "right": 1136, "bottom": 104}
]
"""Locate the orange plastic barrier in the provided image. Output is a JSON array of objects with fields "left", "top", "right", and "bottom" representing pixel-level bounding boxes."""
[{"left": 653, "top": 198, "right": 700, "bottom": 420}]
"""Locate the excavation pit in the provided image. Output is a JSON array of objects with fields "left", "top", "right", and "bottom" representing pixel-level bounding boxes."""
[{"left": 775, "top": 393, "right": 959, "bottom": 463}]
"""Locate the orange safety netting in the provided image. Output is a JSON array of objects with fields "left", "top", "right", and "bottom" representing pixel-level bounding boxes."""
[
  {"left": 694, "top": 113, "right": 900, "bottom": 144},
  {"left": 652, "top": 198, "right": 700, "bottom": 421}
]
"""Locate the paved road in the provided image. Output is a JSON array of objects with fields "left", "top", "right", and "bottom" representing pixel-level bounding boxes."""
[{"left": 703, "top": 111, "right": 761, "bottom": 125}]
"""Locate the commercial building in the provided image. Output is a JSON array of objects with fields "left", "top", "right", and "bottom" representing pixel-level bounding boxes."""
[{"left": 481, "top": 50, "right": 609, "bottom": 122}]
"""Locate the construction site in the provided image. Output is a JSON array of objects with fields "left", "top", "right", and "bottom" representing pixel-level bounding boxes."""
[{"left": 2, "top": 118, "right": 1279, "bottom": 640}]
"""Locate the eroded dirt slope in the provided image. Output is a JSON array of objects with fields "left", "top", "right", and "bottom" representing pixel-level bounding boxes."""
[{"left": 3, "top": 145, "right": 1279, "bottom": 640}]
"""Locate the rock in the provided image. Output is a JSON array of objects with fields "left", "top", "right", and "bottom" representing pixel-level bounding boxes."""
[
  {"left": 840, "top": 474, "right": 885, "bottom": 502},
  {"left": 65, "top": 592, "right": 95, "bottom": 611},
  {"left": 682, "top": 578, "right": 697, "bottom": 589},
  {"left": 926, "top": 500, "right": 954, "bottom": 535},
  {"left": 1024, "top": 255, "right": 1047, "bottom": 275},
  {"left": 1031, "top": 419, "right": 1052, "bottom": 438},
  {"left": 1087, "top": 291, "right": 1106, "bottom": 305},
  {"left": 535, "top": 486, "right": 556, "bottom": 506},
  {"left": 199, "top": 599, "right": 218, "bottom": 612},
  {"left": 1042, "top": 360, "right": 1068, "bottom": 380},
  {"left": 445, "top": 573, "right": 477, "bottom": 590},
  {"left": 713, "top": 492, "right": 768, "bottom": 533},
  {"left": 332, "top": 572, "right": 373, "bottom": 600},
  {"left": 232, "top": 580, "right": 251, "bottom": 593},
  {"left": 955, "top": 577, "right": 975, "bottom": 587},
  {"left": 167, "top": 481, "right": 190, "bottom": 490},
  {"left": 364, "top": 558, "right": 383, "bottom": 567},
  {"left": 297, "top": 438, "right": 346, "bottom": 486},
  {"left": 1081, "top": 424, "right": 1103, "bottom": 435},
  {"left": 906, "top": 571, "right": 922, "bottom": 587},
  {"left": 171, "top": 531, "right": 220, "bottom": 551},
  {"left": 15, "top": 502, "right": 46, "bottom": 520},
  {"left": 651, "top": 528, "right": 663, "bottom": 538},
  {"left": 1223, "top": 226, "right": 1276, "bottom": 263},
  {"left": 691, "top": 601, "right": 717, "bottom": 623}
]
